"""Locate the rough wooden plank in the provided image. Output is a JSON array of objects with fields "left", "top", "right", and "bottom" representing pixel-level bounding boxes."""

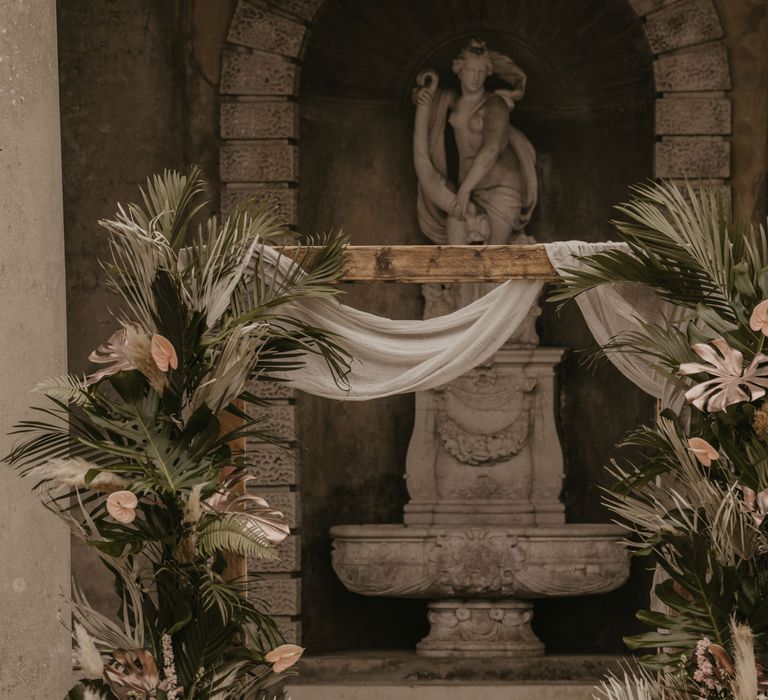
[
  {"left": 220, "top": 401, "right": 247, "bottom": 583},
  {"left": 279, "top": 245, "right": 558, "bottom": 283}
]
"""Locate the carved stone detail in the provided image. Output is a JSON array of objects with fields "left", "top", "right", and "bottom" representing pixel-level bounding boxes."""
[
  {"left": 417, "top": 600, "right": 544, "bottom": 657},
  {"left": 330, "top": 524, "right": 629, "bottom": 601},
  {"left": 428, "top": 529, "right": 523, "bottom": 596},
  {"left": 405, "top": 348, "right": 565, "bottom": 525},
  {"left": 435, "top": 373, "right": 536, "bottom": 466}
]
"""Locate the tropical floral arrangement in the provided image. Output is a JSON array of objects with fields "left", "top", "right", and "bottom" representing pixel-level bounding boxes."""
[
  {"left": 7, "top": 168, "right": 348, "bottom": 699},
  {"left": 554, "top": 182, "right": 768, "bottom": 699}
]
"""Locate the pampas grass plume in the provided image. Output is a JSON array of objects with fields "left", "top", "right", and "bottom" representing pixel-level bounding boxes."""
[
  {"left": 731, "top": 621, "right": 758, "bottom": 700},
  {"left": 74, "top": 622, "right": 105, "bottom": 680}
]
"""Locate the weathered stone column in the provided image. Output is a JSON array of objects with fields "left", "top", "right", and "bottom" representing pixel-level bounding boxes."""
[{"left": 0, "top": 1, "right": 71, "bottom": 696}]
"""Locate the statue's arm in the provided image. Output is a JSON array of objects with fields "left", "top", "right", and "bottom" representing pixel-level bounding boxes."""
[{"left": 452, "top": 96, "right": 508, "bottom": 219}]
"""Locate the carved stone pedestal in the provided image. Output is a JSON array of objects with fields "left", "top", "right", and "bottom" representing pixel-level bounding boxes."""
[
  {"left": 330, "top": 340, "right": 630, "bottom": 657},
  {"left": 417, "top": 600, "right": 543, "bottom": 657},
  {"left": 404, "top": 348, "right": 566, "bottom": 527}
]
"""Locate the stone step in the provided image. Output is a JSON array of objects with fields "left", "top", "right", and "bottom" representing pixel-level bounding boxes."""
[{"left": 285, "top": 682, "right": 598, "bottom": 699}]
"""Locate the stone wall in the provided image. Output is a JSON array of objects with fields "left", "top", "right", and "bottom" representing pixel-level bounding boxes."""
[
  {"left": 56, "top": 0, "right": 768, "bottom": 658},
  {"left": 58, "top": 0, "right": 234, "bottom": 612},
  {"left": 0, "top": 1, "right": 70, "bottom": 695}
]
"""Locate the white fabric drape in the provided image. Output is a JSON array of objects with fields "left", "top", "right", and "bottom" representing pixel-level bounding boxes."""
[
  {"left": 267, "top": 241, "right": 679, "bottom": 402},
  {"left": 546, "top": 241, "right": 686, "bottom": 410},
  {"left": 279, "top": 280, "right": 543, "bottom": 399}
]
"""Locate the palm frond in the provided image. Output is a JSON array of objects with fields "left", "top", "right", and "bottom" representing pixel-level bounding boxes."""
[
  {"left": 34, "top": 374, "right": 91, "bottom": 406},
  {"left": 550, "top": 181, "right": 764, "bottom": 327},
  {"left": 198, "top": 513, "right": 279, "bottom": 560},
  {"left": 235, "top": 229, "right": 347, "bottom": 322},
  {"left": 132, "top": 166, "right": 207, "bottom": 250}
]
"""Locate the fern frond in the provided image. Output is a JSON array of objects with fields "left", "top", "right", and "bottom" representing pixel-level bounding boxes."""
[{"left": 198, "top": 513, "right": 279, "bottom": 560}]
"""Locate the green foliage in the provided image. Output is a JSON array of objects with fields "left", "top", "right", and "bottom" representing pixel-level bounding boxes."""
[
  {"left": 550, "top": 181, "right": 768, "bottom": 695},
  {"left": 6, "top": 169, "right": 347, "bottom": 699}
]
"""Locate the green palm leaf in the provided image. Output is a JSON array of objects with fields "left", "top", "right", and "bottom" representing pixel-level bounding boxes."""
[{"left": 198, "top": 513, "right": 279, "bottom": 560}]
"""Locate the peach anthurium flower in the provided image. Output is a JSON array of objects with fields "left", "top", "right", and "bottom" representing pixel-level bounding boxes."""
[
  {"left": 150, "top": 334, "right": 178, "bottom": 372},
  {"left": 687, "top": 437, "right": 719, "bottom": 467},
  {"left": 265, "top": 644, "right": 304, "bottom": 674},
  {"left": 741, "top": 485, "right": 768, "bottom": 526},
  {"left": 106, "top": 490, "right": 138, "bottom": 524},
  {"left": 88, "top": 322, "right": 165, "bottom": 392},
  {"left": 750, "top": 300, "right": 768, "bottom": 336},
  {"left": 679, "top": 338, "right": 768, "bottom": 412},
  {"left": 204, "top": 471, "right": 290, "bottom": 546}
]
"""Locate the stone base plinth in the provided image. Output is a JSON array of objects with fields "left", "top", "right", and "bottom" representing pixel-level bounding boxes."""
[
  {"left": 286, "top": 651, "right": 630, "bottom": 700},
  {"left": 285, "top": 683, "right": 600, "bottom": 699},
  {"left": 417, "top": 600, "right": 544, "bottom": 657}
]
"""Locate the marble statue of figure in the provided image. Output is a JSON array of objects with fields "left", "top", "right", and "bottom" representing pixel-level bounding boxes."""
[{"left": 412, "top": 38, "right": 537, "bottom": 245}]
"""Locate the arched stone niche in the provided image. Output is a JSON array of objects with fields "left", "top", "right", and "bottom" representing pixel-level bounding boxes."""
[{"left": 218, "top": 0, "right": 732, "bottom": 653}]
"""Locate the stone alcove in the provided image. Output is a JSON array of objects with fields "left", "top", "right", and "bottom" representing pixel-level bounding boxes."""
[{"left": 218, "top": 0, "right": 732, "bottom": 652}]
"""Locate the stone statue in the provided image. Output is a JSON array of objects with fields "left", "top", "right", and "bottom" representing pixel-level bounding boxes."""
[{"left": 412, "top": 38, "right": 537, "bottom": 246}]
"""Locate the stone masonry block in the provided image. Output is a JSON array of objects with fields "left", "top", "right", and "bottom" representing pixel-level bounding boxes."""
[
  {"left": 228, "top": 2, "right": 306, "bottom": 56},
  {"left": 248, "top": 403, "right": 296, "bottom": 438},
  {"left": 655, "top": 96, "right": 731, "bottom": 135},
  {"left": 629, "top": 0, "right": 678, "bottom": 16},
  {"left": 252, "top": 488, "right": 299, "bottom": 527},
  {"left": 245, "top": 445, "right": 299, "bottom": 486},
  {"left": 273, "top": 616, "right": 301, "bottom": 644},
  {"left": 220, "top": 48, "right": 298, "bottom": 96},
  {"left": 667, "top": 179, "right": 731, "bottom": 206},
  {"left": 220, "top": 141, "right": 298, "bottom": 182},
  {"left": 220, "top": 101, "right": 297, "bottom": 140},
  {"left": 220, "top": 185, "right": 297, "bottom": 224},
  {"left": 654, "top": 44, "right": 731, "bottom": 92},
  {"left": 249, "top": 576, "right": 301, "bottom": 615},
  {"left": 247, "top": 378, "right": 296, "bottom": 400},
  {"left": 655, "top": 137, "right": 730, "bottom": 178},
  {"left": 644, "top": 0, "right": 723, "bottom": 54},
  {"left": 249, "top": 534, "right": 300, "bottom": 573},
  {"left": 266, "top": 0, "right": 323, "bottom": 22}
]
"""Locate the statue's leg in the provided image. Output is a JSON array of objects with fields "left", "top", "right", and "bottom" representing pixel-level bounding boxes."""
[
  {"left": 446, "top": 216, "right": 466, "bottom": 245},
  {"left": 486, "top": 207, "right": 519, "bottom": 245}
]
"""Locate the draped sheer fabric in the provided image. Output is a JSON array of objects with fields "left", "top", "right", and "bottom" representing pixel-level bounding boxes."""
[{"left": 267, "top": 241, "right": 678, "bottom": 402}]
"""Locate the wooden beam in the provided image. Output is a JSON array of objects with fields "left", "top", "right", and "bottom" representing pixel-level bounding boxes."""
[{"left": 282, "top": 244, "right": 558, "bottom": 283}]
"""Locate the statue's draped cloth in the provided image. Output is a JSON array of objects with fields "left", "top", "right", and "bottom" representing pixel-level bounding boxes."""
[
  {"left": 416, "top": 89, "right": 538, "bottom": 244},
  {"left": 263, "top": 241, "right": 681, "bottom": 407}
]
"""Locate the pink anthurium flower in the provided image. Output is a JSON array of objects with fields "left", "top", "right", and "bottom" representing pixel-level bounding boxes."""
[
  {"left": 679, "top": 338, "right": 768, "bottom": 412},
  {"left": 750, "top": 300, "right": 768, "bottom": 336},
  {"left": 106, "top": 490, "right": 138, "bottom": 524},
  {"left": 150, "top": 334, "right": 178, "bottom": 372},
  {"left": 687, "top": 437, "right": 719, "bottom": 467},
  {"left": 265, "top": 644, "right": 304, "bottom": 674}
]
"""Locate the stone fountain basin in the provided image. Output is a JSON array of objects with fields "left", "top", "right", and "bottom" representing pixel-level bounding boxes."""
[{"left": 331, "top": 523, "right": 629, "bottom": 600}]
